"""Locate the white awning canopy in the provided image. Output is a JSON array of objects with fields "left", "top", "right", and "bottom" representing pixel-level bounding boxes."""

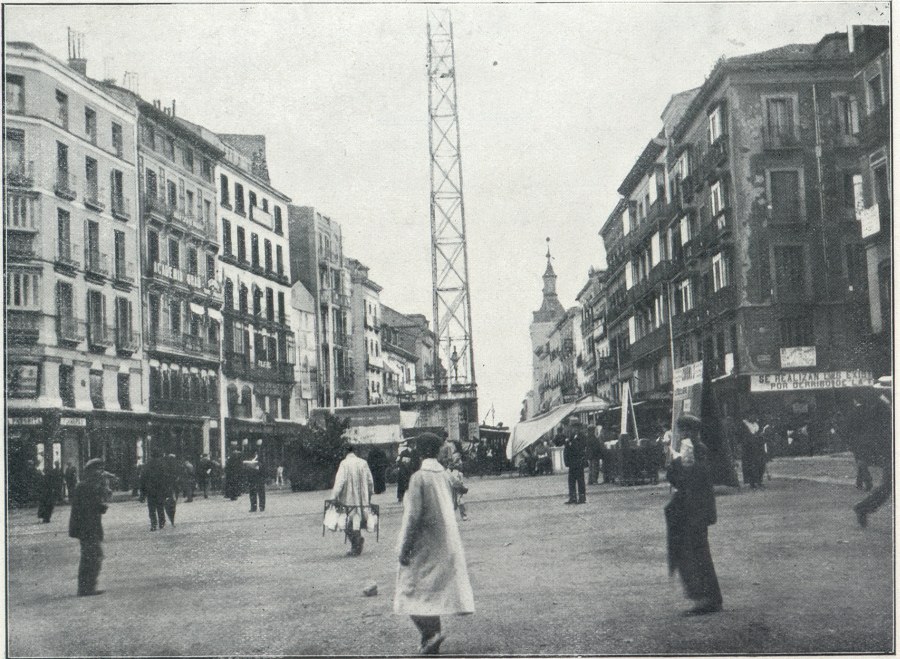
[{"left": 505, "top": 394, "right": 610, "bottom": 459}]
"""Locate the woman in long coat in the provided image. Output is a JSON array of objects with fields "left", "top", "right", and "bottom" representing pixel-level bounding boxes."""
[{"left": 394, "top": 433, "right": 474, "bottom": 654}]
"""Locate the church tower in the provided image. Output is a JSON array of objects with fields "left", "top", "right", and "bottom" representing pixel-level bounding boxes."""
[{"left": 528, "top": 239, "right": 565, "bottom": 417}]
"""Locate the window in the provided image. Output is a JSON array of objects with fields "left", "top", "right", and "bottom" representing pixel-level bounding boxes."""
[
  {"left": 224, "top": 279, "right": 234, "bottom": 308},
  {"left": 249, "top": 190, "right": 257, "bottom": 208},
  {"left": 118, "top": 373, "right": 131, "bottom": 410},
  {"left": 87, "top": 289, "right": 107, "bottom": 342},
  {"left": 274, "top": 206, "right": 283, "bottom": 234},
  {"left": 266, "top": 288, "right": 275, "bottom": 321},
  {"left": 183, "top": 147, "right": 194, "bottom": 172},
  {"left": 206, "top": 254, "right": 216, "bottom": 282},
  {"left": 111, "top": 170, "right": 125, "bottom": 214},
  {"left": 57, "top": 209, "right": 71, "bottom": 260},
  {"left": 264, "top": 239, "right": 273, "bottom": 271},
  {"left": 276, "top": 245, "right": 284, "bottom": 275},
  {"left": 147, "top": 230, "right": 159, "bottom": 265},
  {"left": 56, "top": 90, "right": 69, "bottom": 129},
  {"left": 774, "top": 245, "right": 806, "bottom": 299},
  {"left": 842, "top": 172, "right": 861, "bottom": 210},
  {"left": 867, "top": 72, "right": 884, "bottom": 112},
  {"left": 168, "top": 238, "right": 180, "bottom": 269},
  {"left": 237, "top": 227, "right": 246, "bottom": 262},
  {"left": 779, "top": 316, "right": 813, "bottom": 347},
  {"left": 148, "top": 294, "right": 160, "bottom": 332},
  {"left": 253, "top": 286, "right": 263, "bottom": 317},
  {"left": 769, "top": 170, "right": 802, "bottom": 222},
  {"left": 142, "top": 123, "right": 156, "bottom": 149},
  {"left": 201, "top": 158, "right": 212, "bottom": 182},
  {"left": 251, "top": 233, "right": 260, "bottom": 267},
  {"left": 146, "top": 169, "right": 158, "bottom": 199},
  {"left": 57, "top": 281, "right": 74, "bottom": 322},
  {"left": 114, "top": 230, "right": 126, "bottom": 279},
  {"left": 8, "top": 271, "right": 40, "bottom": 309},
  {"left": 834, "top": 94, "right": 859, "bottom": 136},
  {"left": 710, "top": 180, "right": 725, "bottom": 216},
  {"left": 84, "top": 107, "right": 97, "bottom": 143},
  {"left": 167, "top": 180, "right": 177, "bottom": 209},
  {"left": 222, "top": 218, "right": 232, "bottom": 255},
  {"left": 712, "top": 252, "right": 729, "bottom": 292},
  {"left": 85, "top": 157, "right": 99, "bottom": 200},
  {"left": 766, "top": 97, "right": 795, "bottom": 138},
  {"left": 707, "top": 104, "right": 723, "bottom": 144},
  {"left": 677, "top": 279, "right": 693, "bottom": 313},
  {"left": 234, "top": 182, "right": 245, "bottom": 214},
  {"left": 170, "top": 300, "right": 181, "bottom": 334},
  {"left": 185, "top": 189, "right": 194, "bottom": 217},
  {"left": 59, "top": 365, "right": 75, "bottom": 408},
  {"left": 115, "top": 297, "right": 133, "bottom": 348},
  {"left": 56, "top": 142, "right": 70, "bottom": 185},
  {"left": 6, "top": 74, "right": 24, "bottom": 113},
  {"left": 111, "top": 122, "right": 123, "bottom": 157},
  {"left": 239, "top": 284, "right": 249, "bottom": 313},
  {"left": 220, "top": 174, "right": 230, "bottom": 207},
  {"left": 163, "top": 136, "right": 175, "bottom": 160},
  {"left": 187, "top": 247, "right": 198, "bottom": 275},
  {"left": 5, "top": 129, "right": 25, "bottom": 178},
  {"left": 281, "top": 397, "right": 290, "bottom": 420}
]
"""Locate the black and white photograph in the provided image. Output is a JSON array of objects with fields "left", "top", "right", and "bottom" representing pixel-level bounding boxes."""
[{"left": 2, "top": 1, "right": 894, "bottom": 656}]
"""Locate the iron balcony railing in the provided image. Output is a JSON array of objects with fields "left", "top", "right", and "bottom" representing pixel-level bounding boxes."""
[
  {"left": 85, "top": 250, "right": 110, "bottom": 278},
  {"left": 115, "top": 328, "right": 140, "bottom": 352},
  {"left": 55, "top": 171, "right": 77, "bottom": 200},
  {"left": 57, "top": 316, "right": 86, "bottom": 344},
  {"left": 57, "top": 242, "right": 81, "bottom": 269},
  {"left": 87, "top": 321, "right": 114, "bottom": 349},
  {"left": 111, "top": 195, "right": 131, "bottom": 221},
  {"left": 84, "top": 183, "right": 106, "bottom": 212},
  {"left": 6, "top": 160, "right": 34, "bottom": 188}
]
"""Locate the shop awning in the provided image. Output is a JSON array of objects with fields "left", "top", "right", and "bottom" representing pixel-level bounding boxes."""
[{"left": 506, "top": 394, "right": 610, "bottom": 459}]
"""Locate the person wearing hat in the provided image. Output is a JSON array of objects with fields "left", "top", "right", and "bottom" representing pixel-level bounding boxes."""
[
  {"left": 394, "top": 432, "right": 474, "bottom": 654},
  {"left": 244, "top": 440, "right": 266, "bottom": 513},
  {"left": 223, "top": 442, "right": 243, "bottom": 501},
  {"left": 140, "top": 449, "right": 172, "bottom": 531},
  {"left": 68, "top": 459, "right": 109, "bottom": 596},
  {"left": 563, "top": 417, "right": 588, "bottom": 504},
  {"left": 330, "top": 442, "right": 375, "bottom": 556},
  {"left": 852, "top": 377, "right": 892, "bottom": 528},
  {"left": 396, "top": 441, "right": 420, "bottom": 504},
  {"left": 664, "top": 414, "right": 722, "bottom": 615}
]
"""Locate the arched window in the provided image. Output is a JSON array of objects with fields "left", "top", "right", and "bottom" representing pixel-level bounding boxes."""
[
  {"left": 240, "top": 385, "right": 252, "bottom": 418},
  {"left": 226, "top": 384, "right": 238, "bottom": 417}
]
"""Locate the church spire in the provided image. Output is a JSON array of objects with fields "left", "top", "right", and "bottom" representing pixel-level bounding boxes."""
[
  {"left": 543, "top": 237, "right": 557, "bottom": 293},
  {"left": 534, "top": 237, "right": 564, "bottom": 322}
]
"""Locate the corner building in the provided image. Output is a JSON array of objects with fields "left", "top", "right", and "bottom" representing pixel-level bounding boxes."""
[{"left": 5, "top": 43, "right": 145, "bottom": 486}]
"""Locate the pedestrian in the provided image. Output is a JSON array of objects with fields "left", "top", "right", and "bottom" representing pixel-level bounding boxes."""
[
  {"left": 587, "top": 425, "right": 603, "bottom": 485},
  {"left": 244, "top": 441, "right": 267, "bottom": 513},
  {"left": 162, "top": 454, "right": 181, "bottom": 525},
  {"left": 182, "top": 459, "right": 195, "bottom": 502},
  {"left": 140, "top": 449, "right": 171, "bottom": 531},
  {"left": 853, "top": 377, "right": 892, "bottom": 528},
  {"left": 68, "top": 458, "right": 109, "bottom": 596},
  {"left": 739, "top": 410, "right": 766, "bottom": 489},
  {"left": 330, "top": 443, "right": 375, "bottom": 556},
  {"left": 38, "top": 462, "right": 63, "bottom": 523},
  {"left": 366, "top": 447, "right": 388, "bottom": 495},
  {"left": 223, "top": 443, "right": 243, "bottom": 501},
  {"left": 564, "top": 418, "right": 588, "bottom": 504},
  {"left": 197, "top": 454, "right": 214, "bottom": 499},
  {"left": 664, "top": 414, "right": 722, "bottom": 616},
  {"left": 64, "top": 460, "right": 78, "bottom": 503},
  {"left": 394, "top": 432, "right": 474, "bottom": 655},
  {"left": 131, "top": 460, "right": 143, "bottom": 497},
  {"left": 447, "top": 460, "right": 469, "bottom": 521},
  {"left": 275, "top": 464, "right": 285, "bottom": 488},
  {"left": 396, "top": 442, "right": 420, "bottom": 504}
]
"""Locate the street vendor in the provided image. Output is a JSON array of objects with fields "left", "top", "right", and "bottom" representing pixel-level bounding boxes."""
[{"left": 330, "top": 443, "right": 375, "bottom": 556}]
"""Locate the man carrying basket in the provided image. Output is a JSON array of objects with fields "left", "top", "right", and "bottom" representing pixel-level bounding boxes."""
[{"left": 330, "top": 443, "right": 375, "bottom": 556}]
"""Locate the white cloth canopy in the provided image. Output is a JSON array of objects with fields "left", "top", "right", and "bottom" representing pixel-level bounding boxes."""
[{"left": 505, "top": 394, "right": 610, "bottom": 460}]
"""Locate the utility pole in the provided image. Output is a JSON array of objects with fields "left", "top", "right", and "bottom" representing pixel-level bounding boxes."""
[{"left": 427, "top": 8, "right": 477, "bottom": 395}]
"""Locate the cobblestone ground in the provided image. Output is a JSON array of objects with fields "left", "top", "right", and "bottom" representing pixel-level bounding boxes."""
[{"left": 6, "top": 454, "right": 893, "bottom": 656}]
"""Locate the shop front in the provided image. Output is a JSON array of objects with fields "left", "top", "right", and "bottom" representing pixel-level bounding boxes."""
[{"left": 224, "top": 418, "right": 309, "bottom": 475}]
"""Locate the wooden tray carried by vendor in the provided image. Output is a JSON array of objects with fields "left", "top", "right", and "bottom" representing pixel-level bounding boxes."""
[{"left": 322, "top": 499, "right": 379, "bottom": 541}]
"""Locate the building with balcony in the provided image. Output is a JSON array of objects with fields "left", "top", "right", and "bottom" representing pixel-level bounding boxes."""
[
  {"left": 347, "top": 258, "right": 385, "bottom": 405},
  {"left": 850, "top": 25, "right": 891, "bottom": 374},
  {"left": 290, "top": 281, "right": 318, "bottom": 423},
  {"left": 575, "top": 268, "right": 612, "bottom": 400},
  {"left": 599, "top": 30, "right": 873, "bottom": 428},
  {"left": 380, "top": 305, "right": 420, "bottom": 404},
  {"left": 101, "top": 87, "right": 226, "bottom": 462},
  {"left": 288, "top": 206, "right": 354, "bottom": 408},
  {"left": 527, "top": 245, "right": 567, "bottom": 417},
  {"left": 5, "top": 42, "right": 145, "bottom": 486}
]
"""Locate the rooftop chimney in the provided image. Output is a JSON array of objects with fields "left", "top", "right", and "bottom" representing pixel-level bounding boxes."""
[{"left": 67, "top": 28, "right": 87, "bottom": 76}]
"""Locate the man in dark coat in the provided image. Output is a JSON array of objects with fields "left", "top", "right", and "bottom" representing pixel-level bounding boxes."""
[
  {"left": 64, "top": 461, "right": 78, "bottom": 502},
  {"left": 197, "top": 454, "right": 215, "bottom": 499},
  {"left": 244, "top": 441, "right": 267, "bottom": 513},
  {"left": 853, "top": 379, "right": 893, "bottom": 527},
  {"left": 738, "top": 411, "right": 766, "bottom": 488},
  {"left": 396, "top": 442, "right": 420, "bottom": 503},
  {"left": 140, "top": 450, "right": 172, "bottom": 531},
  {"left": 68, "top": 458, "right": 109, "bottom": 596},
  {"left": 665, "top": 414, "right": 722, "bottom": 615},
  {"left": 586, "top": 426, "right": 603, "bottom": 485},
  {"left": 223, "top": 444, "right": 243, "bottom": 501},
  {"left": 366, "top": 446, "right": 389, "bottom": 495},
  {"left": 38, "top": 463, "right": 64, "bottom": 523},
  {"left": 182, "top": 459, "right": 195, "bottom": 502},
  {"left": 563, "top": 418, "right": 588, "bottom": 504}
]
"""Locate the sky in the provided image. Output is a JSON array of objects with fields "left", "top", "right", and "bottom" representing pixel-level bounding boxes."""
[{"left": 5, "top": 1, "right": 889, "bottom": 428}]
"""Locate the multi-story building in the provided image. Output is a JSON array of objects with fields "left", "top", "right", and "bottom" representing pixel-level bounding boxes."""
[
  {"left": 101, "top": 88, "right": 225, "bottom": 462},
  {"left": 850, "top": 25, "right": 891, "bottom": 375},
  {"left": 290, "top": 280, "right": 318, "bottom": 422},
  {"left": 575, "top": 268, "right": 612, "bottom": 399},
  {"left": 347, "top": 258, "right": 384, "bottom": 405},
  {"left": 600, "top": 31, "right": 872, "bottom": 426},
  {"left": 527, "top": 247, "right": 566, "bottom": 417},
  {"left": 536, "top": 307, "right": 581, "bottom": 411},
  {"left": 381, "top": 304, "right": 422, "bottom": 403},
  {"left": 207, "top": 132, "right": 296, "bottom": 453},
  {"left": 5, "top": 43, "right": 144, "bottom": 485},
  {"left": 288, "top": 206, "right": 354, "bottom": 409}
]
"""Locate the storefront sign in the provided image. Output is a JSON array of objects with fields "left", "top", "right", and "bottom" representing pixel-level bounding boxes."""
[
  {"left": 780, "top": 346, "right": 817, "bottom": 369},
  {"left": 857, "top": 203, "right": 880, "bottom": 239},
  {"left": 7, "top": 363, "right": 40, "bottom": 398},
  {"left": 751, "top": 370, "right": 873, "bottom": 392},
  {"left": 312, "top": 405, "right": 401, "bottom": 445},
  {"left": 673, "top": 360, "right": 703, "bottom": 391},
  {"left": 9, "top": 417, "right": 42, "bottom": 426},
  {"left": 60, "top": 417, "right": 87, "bottom": 427}
]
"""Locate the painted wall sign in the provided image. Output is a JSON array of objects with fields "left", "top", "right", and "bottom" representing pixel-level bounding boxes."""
[
  {"left": 60, "top": 417, "right": 88, "bottom": 427},
  {"left": 750, "top": 370, "right": 872, "bottom": 392},
  {"left": 857, "top": 203, "right": 880, "bottom": 239}
]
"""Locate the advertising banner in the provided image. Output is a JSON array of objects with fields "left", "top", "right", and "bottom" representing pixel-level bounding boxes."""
[
  {"left": 312, "top": 405, "right": 402, "bottom": 445},
  {"left": 750, "top": 370, "right": 873, "bottom": 392}
]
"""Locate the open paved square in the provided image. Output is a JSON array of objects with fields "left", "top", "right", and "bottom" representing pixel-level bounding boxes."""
[{"left": 7, "top": 455, "right": 893, "bottom": 656}]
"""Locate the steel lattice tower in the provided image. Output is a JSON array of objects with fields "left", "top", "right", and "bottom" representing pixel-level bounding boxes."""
[{"left": 427, "top": 8, "right": 477, "bottom": 392}]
